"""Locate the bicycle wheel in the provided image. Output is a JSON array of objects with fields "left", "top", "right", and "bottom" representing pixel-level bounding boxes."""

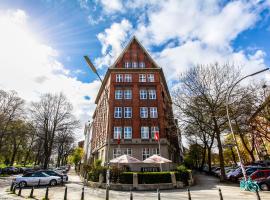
[
  {"left": 240, "top": 180, "right": 246, "bottom": 190},
  {"left": 247, "top": 182, "right": 260, "bottom": 192}
]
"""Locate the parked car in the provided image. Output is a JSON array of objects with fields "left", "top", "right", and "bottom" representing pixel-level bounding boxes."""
[
  {"left": 55, "top": 166, "right": 68, "bottom": 174},
  {"left": 13, "top": 172, "right": 62, "bottom": 187},
  {"left": 256, "top": 176, "right": 270, "bottom": 191},
  {"left": 228, "top": 166, "right": 268, "bottom": 182},
  {"left": 250, "top": 169, "right": 270, "bottom": 181},
  {"left": 3, "top": 166, "right": 19, "bottom": 174},
  {"left": 40, "top": 170, "right": 68, "bottom": 182}
]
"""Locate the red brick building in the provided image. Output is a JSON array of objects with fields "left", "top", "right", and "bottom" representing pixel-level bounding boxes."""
[{"left": 90, "top": 36, "right": 183, "bottom": 166}]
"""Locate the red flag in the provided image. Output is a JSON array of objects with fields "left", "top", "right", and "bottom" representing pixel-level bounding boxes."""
[
  {"left": 117, "top": 133, "right": 121, "bottom": 145},
  {"left": 154, "top": 132, "right": 159, "bottom": 141}
]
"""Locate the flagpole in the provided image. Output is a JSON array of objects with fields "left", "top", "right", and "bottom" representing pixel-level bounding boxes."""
[{"left": 157, "top": 132, "right": 162, "bottom": 172}]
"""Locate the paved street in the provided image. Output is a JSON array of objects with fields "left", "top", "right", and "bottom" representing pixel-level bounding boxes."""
[{"left": 1, "top": 170, "right": 270, "bottom": 200}]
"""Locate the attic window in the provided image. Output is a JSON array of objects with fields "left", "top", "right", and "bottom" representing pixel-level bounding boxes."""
[
  {"left": 139, "top": 62, "right": 145, "bottom": 68},
  {"left": 132, "top": 62, "right": 138, "bottom": 68},
  {"left": 124, "top": 62, "right": 131, "bottom": 68}
]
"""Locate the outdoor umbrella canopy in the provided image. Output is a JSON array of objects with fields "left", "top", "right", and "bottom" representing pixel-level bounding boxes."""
[
  {"left": 143, "top": 154, "right": 172, "bottom": 164},
  {"left": 109, "top": 154, "right": 142, "bottom": 164}
]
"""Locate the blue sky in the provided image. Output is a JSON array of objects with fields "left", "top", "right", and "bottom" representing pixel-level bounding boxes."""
[{"left": 0, "top": 0, "right": 270, "bottom": 139}]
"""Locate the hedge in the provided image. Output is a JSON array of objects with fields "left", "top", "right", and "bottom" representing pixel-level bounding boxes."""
[{"left": 138, "top": 172, "right": 172, "bottom": 184}]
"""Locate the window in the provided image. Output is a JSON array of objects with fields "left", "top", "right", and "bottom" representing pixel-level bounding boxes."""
[
  {"left": 123, "top": 148, "right": 132, "bottom": 156},
  {"left": 141, "top": 126, "right": 149, "bottom": 139},
  {"left": 148, "top": 89, "right": 156, "bottom": 99},
  {"left": 114, "top": 107, "right": 122, "bottom": 118},
  {"left": 116, "top": 74, "right": 123, "bottom": 82},
  {"left": 124, "top": 62, "right": 131, "bottom": 68},
  {"left": 124, "top": 107, "right": 132, "bottom": 118},
  {"left": 140, "top": 89, "right": 147, "bottom": 99},
  {"left": 150, "top": 107, "right": 158, "bottom": 118},
  {"left": 139, "top": 62, "right": 145, "bottom": 68},
  {"left": 140, "top": 107, "right": 148, "bottom": 118},
  {"left": 125, "top": 74, "right": 132, "bottom": 82},
  {"left": 151, "top": 126, "right": 159, "bottom": 139},
  {"left": 113, "top": 148, "right": 122, "bottom": 158},
  {"left": 139, "top": 74, "right": 146, "bottom": 82},
  {"left": 114, "top": 127, "right": 122, "bottom": 139},
  {"left": 132, "top": 62, "right": 138, "bottom": 68},
  {"left": 142, "top": 148, "right": 150, "bottom": 160},
  {"left": 124, "top": 126, "right": 132, "bottom": 139},
  {"left": 147, "top": 74, "right": 155, "bottom": 82},
  {"left": 115, "top": 89, "right": 122, "bottom": 99},
  {"left": 152, "top": 148, "right": 159, "bottom": 155},
  {"left": 124, "top": 89, "right": 132, "bottom": 99}
]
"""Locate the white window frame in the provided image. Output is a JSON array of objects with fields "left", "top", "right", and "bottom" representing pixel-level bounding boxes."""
[
  {"left": 122, "top": 148, "right": 132, "bottom": 156},
  {"left": 124, "top": 62, "right": 131, "bottom": 68},
  {"left": 150, "top": 107, "right": 158, "bottom": 118},
  {"left": 148, "top": 89, "right": 156, "bottom": 99},
  {"left": 113, "top": 148, "right": 122, "bottom": 158},
  {"left": 124, "top": 89, "right": 132, "bottom": 99},
  {"left": 147, "top": 74, "right": 155, "bottom": 82},
  {"left": 124, "top": 126, "right": 132, "bottom": 139},
  {"left": 141, "top": 126, "right": 149, "bottom": 139},
  {"left": 132, "top": 62, "right": 138, "bottom": 68},
  {"left": 125, "top": 74, "right": 132, "bottom": 82},
  {"left": 142, "top": 148, "right": 150, "bottom": 160},
  {"left": 140, "top": 107, "right": 148, "bottom": 118},
  {"left": 151, "top": 126, "right": 159, "bottom": 139},
  {"left": 124, "top": 107, "right": 132, "bottom": 118},
  {"left": 115, "top": 89, "right": 122, "bottom": 99},
  {"left": 114, "top": 107, "right": 122, "bottom": 118},
  {"left": 139, "top": 62, "right": 145, "bottom": 68},
  {"left": 140, "top": 89, "right": 147, "bottom": 99},
  {"left": 152, "top": 148, "right": 159, "bottom": 155},
  {"left": 114, "top": 127, "right": 122, "bottom": 139},
  {"left": 139, "top": 74, "right": 146, "bottom": 82},
  {"left": 116, "top": 74, "right": 123, "bottom": 82}
]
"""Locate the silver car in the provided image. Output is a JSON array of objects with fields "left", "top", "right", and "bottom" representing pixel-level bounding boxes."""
[{"left": 13, "top": 172, "right": 62, "bottom": 187}]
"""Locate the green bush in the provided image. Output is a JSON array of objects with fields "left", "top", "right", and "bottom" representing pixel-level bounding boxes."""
[
  {"left": 138, "top": 172, "right": 171, "bottom": 184},
  {"left": 119, "top": 172, "right": 133, "bottom": 184},
  {"left": 87, "top": 159, "right": 106, "bottom": 182},
  {"left": 175, "top": 164, "right": 191, "bottom": 185}
]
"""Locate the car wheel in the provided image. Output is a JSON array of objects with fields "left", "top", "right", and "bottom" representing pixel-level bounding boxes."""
[
  {"left": 19, "top": 181, "right": 27, "bottom": 188},
  {"left": 260, "top": 183, "right": 269, "bottom": 191},
  {"left": 49, "top": 179, "right": 57, "bottom": 186}
]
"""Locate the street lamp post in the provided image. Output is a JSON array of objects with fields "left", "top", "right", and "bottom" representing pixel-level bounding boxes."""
[
  {"left": 84, "top": 56, "right": 111, "bottom": 200},
  {"left": 225, "top": 68, "right": 269, "bottom": 181}
]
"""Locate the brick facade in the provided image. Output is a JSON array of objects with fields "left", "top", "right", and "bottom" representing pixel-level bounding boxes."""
[{"left": 90, "top": 37, "right": 182, "bottom": 166}]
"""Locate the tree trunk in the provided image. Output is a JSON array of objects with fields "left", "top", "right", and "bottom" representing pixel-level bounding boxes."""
[
  {"left": 207, "top": 147, "right": 212, "bottom": 173},
  {"left": 239, "top": 133, "right": 256, "bottom": 162},
  {"left": 10, "top": 144, "right": 18, "bottom": 166},
  {"left": 200, "top": 145, "right": 207, "bottom": 170},
  {"left": 230, "top": 147, "right": 237, "bottom": 165}
]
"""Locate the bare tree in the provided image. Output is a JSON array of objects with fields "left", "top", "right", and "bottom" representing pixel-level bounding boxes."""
[
  {"left": 173, "top": 63, "right": 240, "bottom": 181},
  {"left": 29, "top": 93, "right": 79, "bottom": 169}
]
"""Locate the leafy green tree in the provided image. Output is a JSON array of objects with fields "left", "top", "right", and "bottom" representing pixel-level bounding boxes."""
[{"left": 71, "top": 147, "right": 83, "bottom": 166}]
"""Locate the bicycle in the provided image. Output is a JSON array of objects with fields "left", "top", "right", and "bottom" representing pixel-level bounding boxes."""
[{"left": 240, "top": 177, "right": 260, "bottom": 192}]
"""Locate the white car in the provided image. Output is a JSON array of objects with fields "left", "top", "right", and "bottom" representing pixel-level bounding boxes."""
[{"left": 13, "top": 172, "right": 62, "bottom": 187}]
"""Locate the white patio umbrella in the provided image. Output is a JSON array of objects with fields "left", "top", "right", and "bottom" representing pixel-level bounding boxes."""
[
  {"left": 109, "top": 154, "right": 142, "bottom": 164},
  {"left": 143, "top": 154, "right": 172, "bottom": 164}
]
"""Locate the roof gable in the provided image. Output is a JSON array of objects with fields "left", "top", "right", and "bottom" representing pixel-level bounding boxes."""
[{"left": 110, "top": 36, "right": 160, "bottom": 69}]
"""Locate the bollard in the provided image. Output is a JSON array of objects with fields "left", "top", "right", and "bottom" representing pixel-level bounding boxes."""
[
  {"left": 187, "top": 188, "right": 191, "bottom": 200},
  {"left": 105, "top": 186, "right": 109, "bottom": 200},
  {"left": 64, "top": 186, "right": 67, "bottom": 200},
  {"left": 157, "top": 188, "right": 161, "bottom": 200},
  {"left": 45, "top": 186, "right": 49, "bottom": 200},
  {"left": 130, "top": 190, "right": 133, "bottom": 200},
  {"left": 81, "top": 187, "right": 84, "bottom": 200},
  {"left": 29, "top": 186, "right": 34, "bottom": 198},
  {"left": 18, "top": 186, "right": 22, "bottom": 196},
  {"left": 10, "top": 182, "right": 14, "bottom": 191},
  {"left": 255, "top": 189, "right": 261, "bottom": 200},
  {"left": 218, "top": 188, "right": 223, "bottom": 200},
  {"left": 12, "top": 184, "right": 16, "bottom": 194}
]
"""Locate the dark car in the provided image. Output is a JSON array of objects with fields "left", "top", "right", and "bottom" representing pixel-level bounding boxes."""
[
  {"left": 39, "top": 170, "right": 68, "bottom": 182},
  {"left": 256, "top": 176, "right": 270, "bottom": 191},
  {"left": 3, "top": 166, "right": 19, "bottom": 174}
]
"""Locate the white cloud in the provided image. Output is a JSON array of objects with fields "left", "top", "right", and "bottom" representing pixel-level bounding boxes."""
[
  {"left": 96, "top": 0, "right": 270, "bottom": 82},
  {"left": 99, "top": 0, "right": 123, "bottom": 13},
  {"left": 95, "top": 19, "right": 133, "bottom": 68},
  {"left": 0, "top": 9, "right": 100, "bottom": 140}
]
